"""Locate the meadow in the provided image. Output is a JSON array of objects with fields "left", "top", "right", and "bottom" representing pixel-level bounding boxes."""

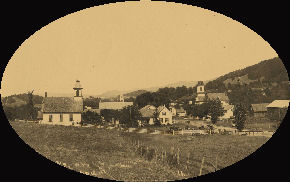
[{"left": 10, "top": 121, "right": 270, "bottom": 181}]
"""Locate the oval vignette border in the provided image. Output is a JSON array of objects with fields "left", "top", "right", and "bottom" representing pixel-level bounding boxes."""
[{"left": 1, "top": 0, "right": 289, "bottom": 182}]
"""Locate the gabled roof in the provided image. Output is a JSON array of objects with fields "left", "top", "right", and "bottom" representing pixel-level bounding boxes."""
[
  {"left": 266, "top": 100, "right": 290, "bottom": 108},
  {"left": 251, "top": 103, "right": 270, "bottom": 112},
  {"left": 223, "top": 105, "right": 234, "bottom": 111},
  {"left": 99, "top": 102, "right": 133, "bottom": 110},
  {"left": 157, "top": 105, "right": 166, "bottom": 113},
  {"left": 207, "top": 93, "right": 229, "bottom": 102},
  {"left": 196, "top": 96, "right": 206, "bottom": 102},
  {"left": 143, "top": 105, "right": 156, "bottom": 110},
  {"left": 43, "top": 97, "right": 83, "bottom": 113},
  {"left": 140, "top": 106, "right": 155, "bottom": 118}
]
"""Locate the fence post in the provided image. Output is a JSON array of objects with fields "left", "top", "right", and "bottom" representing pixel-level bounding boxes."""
[
  {"left": 173, "top": 130, "right": 175, "bottom": 135},
  {"left": 164, "top": 150, "right": 167, "bottom": 163},
  {"left": 199, "top": 156, "right": 205, "bottom": 176},
  {"left": 177, "top": 148, "right": 180, "bottom": 165},
  {"left": 155, "top": 148, "right": 158, "bottom": 162},
  {"left": 215, "top": 156, "right": 218, "bottom": 171}
]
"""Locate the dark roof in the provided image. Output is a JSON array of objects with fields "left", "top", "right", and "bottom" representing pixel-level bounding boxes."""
[
  {"left": 73, "top": 80, "right": 83, "bottom": 89},
  {"left": 251, "top": 103, "right": 270, "bottom": 112},
  {"left": 207, "top": 93, "right": 229, "bottom": 102},
  {"left": 140, "top": 106, "right": 155, "bottom": 118},
  {"left": 197, "top": 81, "right": 204, "bottom": 86},
  {"left": 43, "top": 97, "right": 83, "bottom": 113},
  {"left": 196, "top": 96, "right": 206, "bottom": 102}
]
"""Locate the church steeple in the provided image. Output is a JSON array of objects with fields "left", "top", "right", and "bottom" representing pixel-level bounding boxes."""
[
  {"left": 197, "top": 81, "right": 205, "bottom": 96},
  {"left": 73, "top": 80, "right": 83, "bottom": 98}
]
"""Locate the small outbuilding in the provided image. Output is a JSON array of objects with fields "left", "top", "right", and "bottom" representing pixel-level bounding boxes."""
[
  {"left": 266, "top": 100, "right": 289, "bottom": 121},
  {"left": 251, "top": 103, "right": 270, "bottom": 118}
]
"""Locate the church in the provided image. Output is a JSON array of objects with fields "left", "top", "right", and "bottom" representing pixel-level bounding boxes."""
[{"left": 41, "top": 80, "right": 84, "bottom": 126}]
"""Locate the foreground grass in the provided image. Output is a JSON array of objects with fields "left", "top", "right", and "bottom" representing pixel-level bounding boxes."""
[{"left": 10, "top": 121, "right": 269, "bottom": 181}]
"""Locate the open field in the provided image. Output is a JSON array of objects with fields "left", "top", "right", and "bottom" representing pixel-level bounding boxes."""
[{"left": 10, "top": 121, "right": 270, "bottom": 181}]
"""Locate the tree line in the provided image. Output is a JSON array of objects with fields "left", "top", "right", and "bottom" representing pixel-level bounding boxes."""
[
  {"left": 82, "top": 105, "right": 142, "bottom": 127},
  {"left": 3, "top": 91, "right": 38, "bottom": 121},
  {"left": 134, "top": 86, "right": 196, "bottom": 108}
]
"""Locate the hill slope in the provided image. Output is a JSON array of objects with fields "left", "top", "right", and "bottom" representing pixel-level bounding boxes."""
[
  {"left": 205, "top": 57, "right": 290, "bottom": 104},
  {"left": 206, "top": 57, "right": 289, "bottom": 91}
]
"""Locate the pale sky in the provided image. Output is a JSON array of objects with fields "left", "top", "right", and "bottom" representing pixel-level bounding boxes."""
[{"left": 1, "top": 1, "right": 278, "bottom": 97}]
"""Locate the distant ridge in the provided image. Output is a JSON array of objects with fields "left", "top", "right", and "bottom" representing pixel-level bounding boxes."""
[{"left": 94, "top": 80, "right": 212, "bottom": 99}]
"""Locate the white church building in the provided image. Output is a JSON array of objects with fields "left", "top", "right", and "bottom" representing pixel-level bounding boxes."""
[{"left": 41, "top": 80, "right": 84, "bottom": 125}]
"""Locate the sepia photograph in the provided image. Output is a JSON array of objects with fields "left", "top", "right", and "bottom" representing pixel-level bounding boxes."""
[{"left": 1, "top": 1, "right": 289, "bottom": 181}]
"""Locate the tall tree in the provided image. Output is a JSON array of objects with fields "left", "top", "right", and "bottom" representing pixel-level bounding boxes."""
[
  {"left": 119, "top": 105, "right": 142, "bottom": 127},
  {"left": 27, "top": 90, "right": 37, "bottom": 120},
  {"left": 233, "top": 103, "right": 247, "bottom": 131},
  {"left": 208, "top": 99, "right": 225, "bottom": 124}
]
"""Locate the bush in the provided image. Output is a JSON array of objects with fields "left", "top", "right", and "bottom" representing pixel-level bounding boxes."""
[{"left": 81, "top": 111, "right": 102, "bottom": 125}]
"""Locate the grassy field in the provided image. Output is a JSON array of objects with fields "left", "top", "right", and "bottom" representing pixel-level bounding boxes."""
[{"left": 10, "top": 121, "right": 270, "bottom": 181}]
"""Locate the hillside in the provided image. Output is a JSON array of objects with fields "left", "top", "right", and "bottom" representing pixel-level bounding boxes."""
[
  {"left": 206, "top": 57, "right": 289, "bottom": 91},
  {"left": 124, "top": 90, "right": 148, "bottom": 98},
  {"left": 205, "top": 57, "right": 290, "bottom": 104},
  {"left": 1, "top": 93, "right": 43, "bottom": 108}
]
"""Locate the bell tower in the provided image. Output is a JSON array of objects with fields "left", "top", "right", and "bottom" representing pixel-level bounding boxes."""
[
  {"left": 197, "top": 81, "right": 205, "bottom": 97},
  {"left": 73, "top": 80, "right": 83, "bottom": 101},
  {"left": 119, "top": 94, "right": 124, "bottom": 102}
]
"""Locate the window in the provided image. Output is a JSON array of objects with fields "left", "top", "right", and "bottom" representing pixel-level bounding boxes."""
[
  {"left": 60, "top": 114, "right": 63, "bottom": 122},
  {"left": 49, "top": 115, "right": 53, "bottom": 122},
  {"left": 200, "top": 87, "right": 203, "bottom": 91},
  {"left": 165, "top": 118, "right": 169, "bottom": 122},
  {"left": 69, "top": 114, "right": 73, "bottom": 121},
  {"left": 162, "top": 112, "right": 166, "bottom": 115}
]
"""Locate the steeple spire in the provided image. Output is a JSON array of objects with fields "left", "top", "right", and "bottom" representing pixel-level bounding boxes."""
[{"left": 73, "top": 80, "right": 83, "bottom": 97}]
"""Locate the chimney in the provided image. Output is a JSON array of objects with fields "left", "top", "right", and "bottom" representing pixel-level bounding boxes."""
[{"left": 45, "top": 92, "right": 47, "bottom": 98}]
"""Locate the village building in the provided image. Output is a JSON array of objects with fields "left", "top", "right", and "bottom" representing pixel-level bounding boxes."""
[
  {"left": 140, "top": 105, "right": 172, "bottom": 125},
  {"left": 99, "top": 100, "right": 133, "bottom": 110},
  {"left": 169, "top": 106, "right": 177, "bottom": 116},
  {"left": 157, "top": 105, "right": 173, "bottom": 125},
  {"left": 220, "top": 105, "right": 234, "bottom": 120},
  {"left": 251, "top": 103, "right": 270, "bottom": 118},
  {"left": 266, "top": 100, "right": 289, "bottom": 121},
  {"left": 207, "top": 93, "right": 230, "bottom": 106},
  {"left": 41, "top": 80, "right": 84, "bottom": 125},
  {"left": 140, "top": 105, "right": 157, "bottom": 125},
  {"left": 195, "top": 81, "right": 206, "bottom": 105},
  {"left": 176, "top": 107, "right": 187, "bottom": 117}
]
